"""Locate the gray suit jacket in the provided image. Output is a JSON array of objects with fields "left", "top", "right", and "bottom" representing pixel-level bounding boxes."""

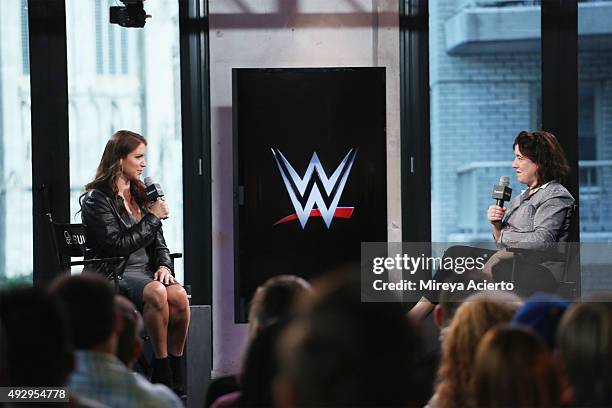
[
  {"left": 497, "top": 180, "right": 575, "bottom": 281},
  {"left": 498, "top": 180, "right": 575, "bottom": 247}
]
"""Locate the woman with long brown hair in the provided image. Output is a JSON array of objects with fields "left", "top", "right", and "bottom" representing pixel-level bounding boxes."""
[
  {"left": 428, "top": 292, "right": 521, "bottom": 408},
  {"left": 473, "top": 326, "right": 561, "bottom": 408},
  {"left": 557, "top": 296, "right": 612, "bottom": 407},
  {"left": 80, "top": 130, "right": 190, "bottom": 394}
]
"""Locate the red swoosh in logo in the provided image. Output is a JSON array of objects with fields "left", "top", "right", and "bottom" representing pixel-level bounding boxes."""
[{"left": 273, "top": 207, "right": 354, "bottom": 226}]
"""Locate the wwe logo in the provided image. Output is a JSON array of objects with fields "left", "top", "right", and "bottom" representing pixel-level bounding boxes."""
[{"left": 271, "top": 148, "right": 357, "bottom": 229}]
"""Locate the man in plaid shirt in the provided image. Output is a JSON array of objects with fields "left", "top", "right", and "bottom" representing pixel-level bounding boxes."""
[{"left": 52, "top": 274, "right": 183, "bottom": 408}]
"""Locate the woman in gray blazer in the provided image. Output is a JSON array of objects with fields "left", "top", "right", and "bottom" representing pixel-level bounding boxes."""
[{"left": 411, "top": 131, "right": 574, "bottom": 319}]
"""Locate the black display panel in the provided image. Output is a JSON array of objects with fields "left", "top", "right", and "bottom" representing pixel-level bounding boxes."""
[{"left": 233, "top": 67, "right": 387, "bottom": 322}]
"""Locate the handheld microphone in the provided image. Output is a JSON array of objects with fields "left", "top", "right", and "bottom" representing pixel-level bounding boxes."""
[
  {"left": 491, "top": 176, "right": 512, "bottom": 208},
  {"left": 144, "top": 177, "right": 165, "bottom": 202}
]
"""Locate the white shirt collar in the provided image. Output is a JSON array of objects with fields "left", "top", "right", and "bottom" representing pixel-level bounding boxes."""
[{"left": 521, "top": 180, "right": 553, "bottom": 196}]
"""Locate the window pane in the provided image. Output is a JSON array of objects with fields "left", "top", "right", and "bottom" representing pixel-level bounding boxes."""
[
  {"left": 429, "top": 0, "right": 542, "bottom": 242},
  {"left": 0, "top": 0, "right": 33, "bottom": 287},
  {"left": 578, "top": 0, "right": 612, "bottom": 294},
  {"left": 66, "top": 0, "right": 184, "bottom": 281}
]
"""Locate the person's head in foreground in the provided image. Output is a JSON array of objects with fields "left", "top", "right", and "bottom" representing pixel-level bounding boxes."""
[
  {"left": 238, "top": 320, "right": 289, "bottom": 408},
  {"left": 247, "top": 274, "right": 312, "bottom": 344},
  {"left": 0, "top": 287, "right": 73, "bottom": 387},
  {"left": 434, "top": 269, "right": 485, "bottom": 334},
  {"left": 115, "top": 295, "right": 144, "bottom": 368},
  {"left": 511, "top": 291, "right": 569, "bottom": 350},
  {"left": 557, "top": 294, "right": 612, "bottom": 407},
  {"left": 473, "top": 325, "right": 561, "bottom": 408},
  {"left": 434, "top": 291, "right": 522, "bottom": 408},
  {"left": 50, "top": 273, "right": 119, "bottom": 353},
  {"left": 274, "top": 271, "right": 427, "bottom": 407}
]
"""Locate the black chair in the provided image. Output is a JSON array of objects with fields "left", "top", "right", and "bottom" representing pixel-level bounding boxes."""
[
  {"left": 46, "top": 212, "right": 124, "bottom": 289},
  {"left": 507, "top": 204, "right": 580, "bottom": 300},
  {"left": 47, "top": 211, "right": 183, "bottom": 285}
]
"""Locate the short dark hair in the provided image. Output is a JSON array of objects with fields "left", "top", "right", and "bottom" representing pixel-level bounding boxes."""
[
  {"left": 115, "top": 295, "right": 142, "bottom": 367},
  {"left": 513, "top": 131, "right": 571, "bottom": 185},
  {"left": 278, "top": 275, "right": 426, "bottom": 407},
  {"left": 247, "top": 275, "right": 311, "bottom": 345},
  {"left": 249, "top": 275, "right": 311, "bottom": 328},
  {"left": 0, "top": 287, "right": 73, "bottom": 386},
  {"left": 240, "top": 320, "right": 288, "bottom": 407},
  {"left": 50, "top": 274, "right": 116, "bottom": 349}
]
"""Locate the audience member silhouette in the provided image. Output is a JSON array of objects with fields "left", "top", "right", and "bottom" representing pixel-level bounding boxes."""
[
  {"left": 115, "top": 295, "right": 145, "bottom": 368},
  {"left": 246, "top": 274, "right": 311, "bottom": 345},
  {"left": 473, "top": 325, "right": 561, "bottom": 408},
  {"left": 50, "top": 274, "right": 183, "bottom": 408},
  {"left": 0, "top": 287, "right": 106, "bottom": 407},
  {"left": 511, "top": 292, "right": 569, "bottom": 350},
  {"left": 207, "top": 275, "right": 311, "bottom": 408},
  {"left": 274, "top": 273, "right": 427, "bottom": 408},
  {"left": 558, "top": 294, "right": 612, "bottom": 407},
  {"left": 430, "top": 291, "right": 521, "bottom": 408}
]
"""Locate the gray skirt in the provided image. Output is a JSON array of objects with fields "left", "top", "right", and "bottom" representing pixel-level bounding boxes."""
[{"left": 117, "top": 268, "right": 178, "bottom": 310}]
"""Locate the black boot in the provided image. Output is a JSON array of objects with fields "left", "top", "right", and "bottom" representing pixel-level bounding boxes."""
[
  {"left": 169, "top": 354, "right": 186, "bottom": 397},
  {"left": 150, "top": 357, "right": 173, "bottom": 389}
]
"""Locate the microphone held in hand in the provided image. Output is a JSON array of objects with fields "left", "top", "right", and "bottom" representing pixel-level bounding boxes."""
[
  {"left": 144, "top": 176, "right": 165, "bottom": 202},
  {"left": 491, "top": 176, "right": 512, "bottom": 208},
  {"left": 144, "top": 177, "right": 169, "bottom": 220}
]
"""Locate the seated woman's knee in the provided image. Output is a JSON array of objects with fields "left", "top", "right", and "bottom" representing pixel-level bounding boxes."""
[
  {"left": 167, "top": 285, "right": 189, "bottom": 310},
  {"left": 143, "top": 281, "right": 168, "bottom": 310},
  {"left": 443, "top": 245, "right": 473, "bottom": 260}
]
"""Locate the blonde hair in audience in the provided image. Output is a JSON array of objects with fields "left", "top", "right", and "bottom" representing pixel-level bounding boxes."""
[{"left": 435, "top": 291, "right": 521, "bottom": 408}]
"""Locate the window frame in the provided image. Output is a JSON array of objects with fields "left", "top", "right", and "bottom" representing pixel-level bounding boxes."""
[{"left": 28, "top": 0, "right": 212, "bottom": 303}]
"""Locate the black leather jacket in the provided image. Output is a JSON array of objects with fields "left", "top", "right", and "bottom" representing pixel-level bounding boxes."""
[{"left": 80, "top": 183, "right": 174, "bottom": 277}]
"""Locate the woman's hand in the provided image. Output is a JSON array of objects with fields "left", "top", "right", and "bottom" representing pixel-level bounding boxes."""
[
  {"left": 487, "top": 204, "right": 506, "bottom": 225},
  {"left": 148, "top": 198, "right": 170, "bottom": 220},
  {"left": 488, "top": 204, "right": 506, "bottom": 241},
  {"left": 154, "top": 266, "right": 176, "bottom": 285}
]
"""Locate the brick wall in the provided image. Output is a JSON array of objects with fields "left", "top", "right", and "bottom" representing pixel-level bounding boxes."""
[{"left": 431, "top": 0, "right": 612, "bottom": 244}]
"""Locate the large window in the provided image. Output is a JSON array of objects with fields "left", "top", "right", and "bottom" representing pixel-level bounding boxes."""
[
  {"left": 66, "top": 0, "right": 184, "bottom": 281},
  {"left": 0, "top": 0, "right": 33, "bottom": 287},
  {"left": 578, "top": 0, "right": 612, "bottom": 293},
  {"left": 429, "top": 0, "right": 542, "bottom": 242}
]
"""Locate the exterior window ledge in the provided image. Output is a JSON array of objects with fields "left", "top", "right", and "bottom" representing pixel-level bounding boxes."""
[{"left": 445, "top": 2, "right": 612, "bottom": 55}]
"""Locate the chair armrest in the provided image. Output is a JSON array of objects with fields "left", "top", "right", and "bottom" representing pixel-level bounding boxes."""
[
  {"left": 506, "top": 247, "right": 565, "bottom": 262},
  {"left": 167, "top": 253, "right": 189, "bottom": 298},
  {"left": 506, "top": 247, "right": 543, "bottom": 256},
  {"left": 168, "top": 253, "right": 183, "bottom": 278},
  {"left": 69, "top": 257, "right": 125, "bottom": 267}
]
